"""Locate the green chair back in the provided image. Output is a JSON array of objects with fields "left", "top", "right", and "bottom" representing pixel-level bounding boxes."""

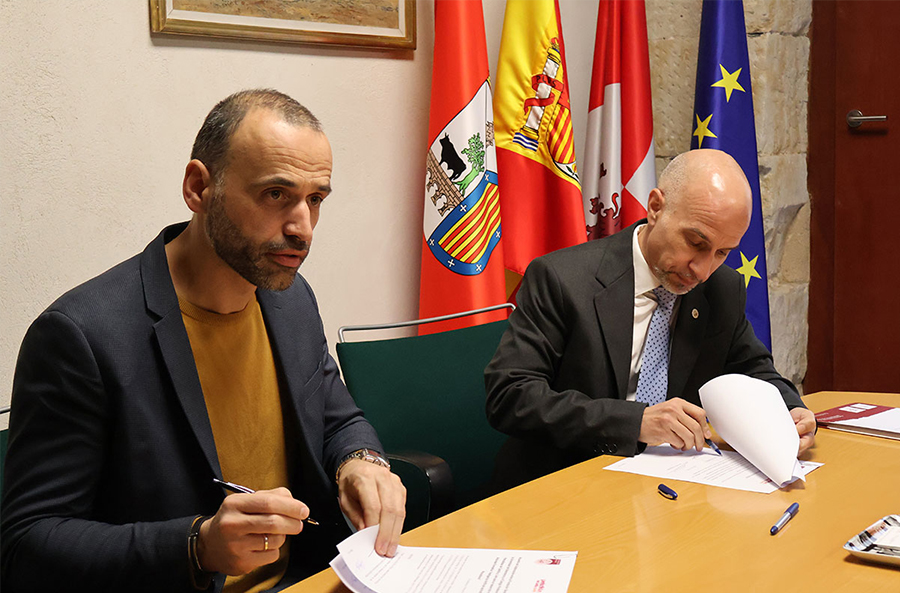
[{"left": 337, "top": 319, "right": 509, "bottom": 511}]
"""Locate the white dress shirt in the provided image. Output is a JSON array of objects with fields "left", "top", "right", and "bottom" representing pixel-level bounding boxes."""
[{"left": 626, "top": 224, "right": 678, "bottom": 400}]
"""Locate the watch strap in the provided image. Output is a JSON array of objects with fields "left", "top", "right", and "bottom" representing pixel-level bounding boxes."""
[{"left": 335, "top": 448, "right": 391, "bottom": 484}]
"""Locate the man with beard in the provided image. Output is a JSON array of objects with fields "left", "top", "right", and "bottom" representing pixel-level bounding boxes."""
[
  {"left": 1, "top": 90, "right": 405, "bottom": 593},
  {"left": 484, "top": 149, "right": 817, "bottom": 488}
]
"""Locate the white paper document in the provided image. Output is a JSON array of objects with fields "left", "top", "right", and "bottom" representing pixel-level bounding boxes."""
[
  {"left": 700, "top": 374, "right": 807, "bottom": 486},
  {"left": 330, "top": 526, "right": 577, "bottom": 593},
  {"left": 605, "top": 444, "right": 822, "bottom": 493},
  {"left": 837, "top": 406, "right": 900, "bottom": 431}
]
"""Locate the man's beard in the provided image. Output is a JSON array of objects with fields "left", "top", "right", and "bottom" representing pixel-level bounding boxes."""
[
  {"left": 205, "top": 193, "right": 308, "bottom": 292},
  {"left": 653, "top": 265, "right": 698, "bottom": 296}
]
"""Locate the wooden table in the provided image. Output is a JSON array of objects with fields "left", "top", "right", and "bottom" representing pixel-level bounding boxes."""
[{"left": 287, "top": 392, "right": 900, "bottom": 592}]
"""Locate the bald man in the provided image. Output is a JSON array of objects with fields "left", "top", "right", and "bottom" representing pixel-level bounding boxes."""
[{"left": 485, "top": 149, "right": 816, "bottom": 488}]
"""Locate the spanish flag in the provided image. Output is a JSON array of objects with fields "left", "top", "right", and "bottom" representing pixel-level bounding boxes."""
[
  {"left": 494, "top": 0, "right": 586, "bottom": 296},
  {"left": 418, "top": 0, "right": 507, "bottom": 333}
]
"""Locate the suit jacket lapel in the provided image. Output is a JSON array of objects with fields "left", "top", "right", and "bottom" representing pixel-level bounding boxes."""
[
  {"left": 593, "top": 225, "right": 638, "bottom": 398},
  {"left": 669, "top": 288, "right": 709, "bottom": 399},
  {"left": 141, "top": 223, "right": 222, "bottom": 479},
  {"left": 257, "top": 288, "right": 322, "bottom": 477}
]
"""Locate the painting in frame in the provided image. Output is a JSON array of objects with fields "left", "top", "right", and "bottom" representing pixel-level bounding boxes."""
[{"left": 150, "top": 0, "right": 416, "bottom": 50}]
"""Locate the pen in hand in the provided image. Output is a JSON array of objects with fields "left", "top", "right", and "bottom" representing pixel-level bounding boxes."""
[
  {"left": 770, "top": 502, "right": 799, "bottom": 535},
  {"left": 704, "top": 418, "right": 722, "bottom": 455},
  {"left": 705, "top": 438, "right": 722, "bottom": 456},
  {"left": 213, "top": 478, "right": 319, "bottom": 526}
]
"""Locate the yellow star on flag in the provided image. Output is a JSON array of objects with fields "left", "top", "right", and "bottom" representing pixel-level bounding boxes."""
[
  {"left": 711, "top": 64, "right": 745, "bottom": 102},
  {"left": 735, "top": 251, "right": 762, "bottom": 287},
  {"left": 693, "top": 113, "right": 717, "bottom": 148}
]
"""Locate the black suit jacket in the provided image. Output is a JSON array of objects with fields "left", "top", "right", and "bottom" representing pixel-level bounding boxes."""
[
  {"left": 1, "top": 224, "right": 382, "bottom": 592},
  {"left": 485, "top": 222, "right": 803, "bottom": 486}
]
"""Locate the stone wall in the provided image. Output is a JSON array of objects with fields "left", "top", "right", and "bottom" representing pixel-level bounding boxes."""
[{"left": 645, "top": 0, "right": 811, "bottom": 389}]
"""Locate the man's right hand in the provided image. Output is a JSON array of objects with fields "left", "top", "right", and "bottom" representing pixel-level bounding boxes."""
[
  {"left": 197, "top": 487, "right": 309, "bottom": 576},
  {"left": 638, "top": 398, "right": 710, "bottom": 452}
]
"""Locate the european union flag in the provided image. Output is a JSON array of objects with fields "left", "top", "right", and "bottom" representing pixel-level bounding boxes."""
[{"left": 691, "top": 0, "right": 771, "bottom": 350}]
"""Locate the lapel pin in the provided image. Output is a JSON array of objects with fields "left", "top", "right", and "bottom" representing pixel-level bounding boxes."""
[{"left": 692, "top": 309, "right": 699, "bottom": 319}]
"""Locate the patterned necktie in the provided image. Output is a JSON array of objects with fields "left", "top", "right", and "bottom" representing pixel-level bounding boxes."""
[{"left": 635, "top": 286, "right": 678, "bottom": 405}]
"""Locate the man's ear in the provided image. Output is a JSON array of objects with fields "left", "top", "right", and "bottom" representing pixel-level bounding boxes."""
[
  {"left": 182, "top": 159, "right": 214, "bottom": 214},
  {"left": 646, "top": 188, "right": 665, "bottom": 225}
]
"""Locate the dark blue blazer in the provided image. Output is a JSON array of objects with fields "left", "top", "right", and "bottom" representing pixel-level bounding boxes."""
[{"left": 1, "top": 223, "right": 381, "bottom": 592}]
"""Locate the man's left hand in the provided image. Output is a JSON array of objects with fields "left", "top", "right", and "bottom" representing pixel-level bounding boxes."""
[
  {"left": 791, "top": 407, "right": 816, "bottom": 454},
  {"left": 337, "top": 460, "right": 406, "bottom": 557}
]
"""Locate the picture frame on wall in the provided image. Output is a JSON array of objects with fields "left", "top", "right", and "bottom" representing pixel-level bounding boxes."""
[{"left": 149, "top": 0, "right": 416, "bottom": 50}]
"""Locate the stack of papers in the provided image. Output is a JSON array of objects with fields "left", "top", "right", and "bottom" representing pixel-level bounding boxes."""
[
  {"left": 606, "top": 374, "right": 824, "bottom": 493},
  {"left": 699, "top": 374, "right": 806, "bottom": 486},
  {"left": 816, "top": 402, "right": 900, "bottom": 441},
  {"left": 331, "top": 526, "right": 577, "bottom": 593},
  {"left": 605, "top": 444, "right": 821, "bottom": 493}
]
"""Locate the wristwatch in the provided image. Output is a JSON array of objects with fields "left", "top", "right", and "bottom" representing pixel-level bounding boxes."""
[{"left": 335, "top": 448, "right": 391, "bottom": 483}]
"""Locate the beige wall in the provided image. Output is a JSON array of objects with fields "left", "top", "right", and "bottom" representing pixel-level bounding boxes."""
[{"left": 0, "top": 0, "right": 811, "bottom": 426}]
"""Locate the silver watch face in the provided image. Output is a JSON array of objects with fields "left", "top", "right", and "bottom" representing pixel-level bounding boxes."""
[
  {"left": 335, "top": 449, "right": 392, "bottom": 484},
  {"left": 340, "top": 448, "right": 390, "bottom": 472},
  {"left": 360, "top": 449, "right": 390, "bottom": 468}
]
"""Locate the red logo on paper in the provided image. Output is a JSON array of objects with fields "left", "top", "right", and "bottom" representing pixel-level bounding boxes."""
[{"left": 533, "top": 579, "right": 546, "bottom": 592}]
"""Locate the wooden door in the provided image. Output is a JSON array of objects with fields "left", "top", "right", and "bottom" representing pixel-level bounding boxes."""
[{"left": 808, "top": 1, "right": 900, "bottom": 392}]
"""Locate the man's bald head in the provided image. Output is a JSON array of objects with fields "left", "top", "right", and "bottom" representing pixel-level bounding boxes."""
[
  {"left": 657, "top": 149, "right": 752, "bottom": 220},
  {"left": 191, "top": 89, "right": 322, "bottom": 186},
  {"left": 639, "top": 149, "right": 754, "bottom": 294}
]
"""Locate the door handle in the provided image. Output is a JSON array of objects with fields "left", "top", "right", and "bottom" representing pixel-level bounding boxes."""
[{"left": 846, "top": 109, "right": 888, "bottom": 128}]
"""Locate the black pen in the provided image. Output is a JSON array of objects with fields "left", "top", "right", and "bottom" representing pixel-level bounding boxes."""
[{"left": 213, "top": 478, "right": 319, "bottom": 526}]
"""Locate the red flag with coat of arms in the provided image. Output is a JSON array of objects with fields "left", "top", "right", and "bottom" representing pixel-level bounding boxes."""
[
  {"left": 418, "top": 0, "right": 507, "bottom": 333},
  {"left": 493, "top": 0, "right": 586, "bottom": 296},
  {"left": 582, "top": 0, "right": 656, "bottom": 240}
]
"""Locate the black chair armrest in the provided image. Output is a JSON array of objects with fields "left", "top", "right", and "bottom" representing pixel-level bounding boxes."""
[{"left": 386, "top": 450, "right": 454, "bottom": 529}]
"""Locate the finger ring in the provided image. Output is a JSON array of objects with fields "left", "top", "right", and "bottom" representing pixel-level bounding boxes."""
[{"left": 263, "top": 534, "right": 269, "bottom": 552}]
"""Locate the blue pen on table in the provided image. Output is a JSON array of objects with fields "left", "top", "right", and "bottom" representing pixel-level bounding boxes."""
[
  {"left": 770, "top": 502, "right": 800, "bottom": 535},
  {"left": 657, "top": 483, "right": 678, "bottom": 500},
  {"left": 213, "top": 478, "right": 319, "bottom": 526}
]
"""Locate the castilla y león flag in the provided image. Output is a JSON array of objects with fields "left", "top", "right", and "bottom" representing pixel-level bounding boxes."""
[
  {"left": 582, "top": 0, "right": 656, "bottom": 240},
  {"left": 494, "top": 0, "right": 586, "bottom": 293},
  {"left": 418, "top": 0, "right": 507, "bottom": 333}
]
